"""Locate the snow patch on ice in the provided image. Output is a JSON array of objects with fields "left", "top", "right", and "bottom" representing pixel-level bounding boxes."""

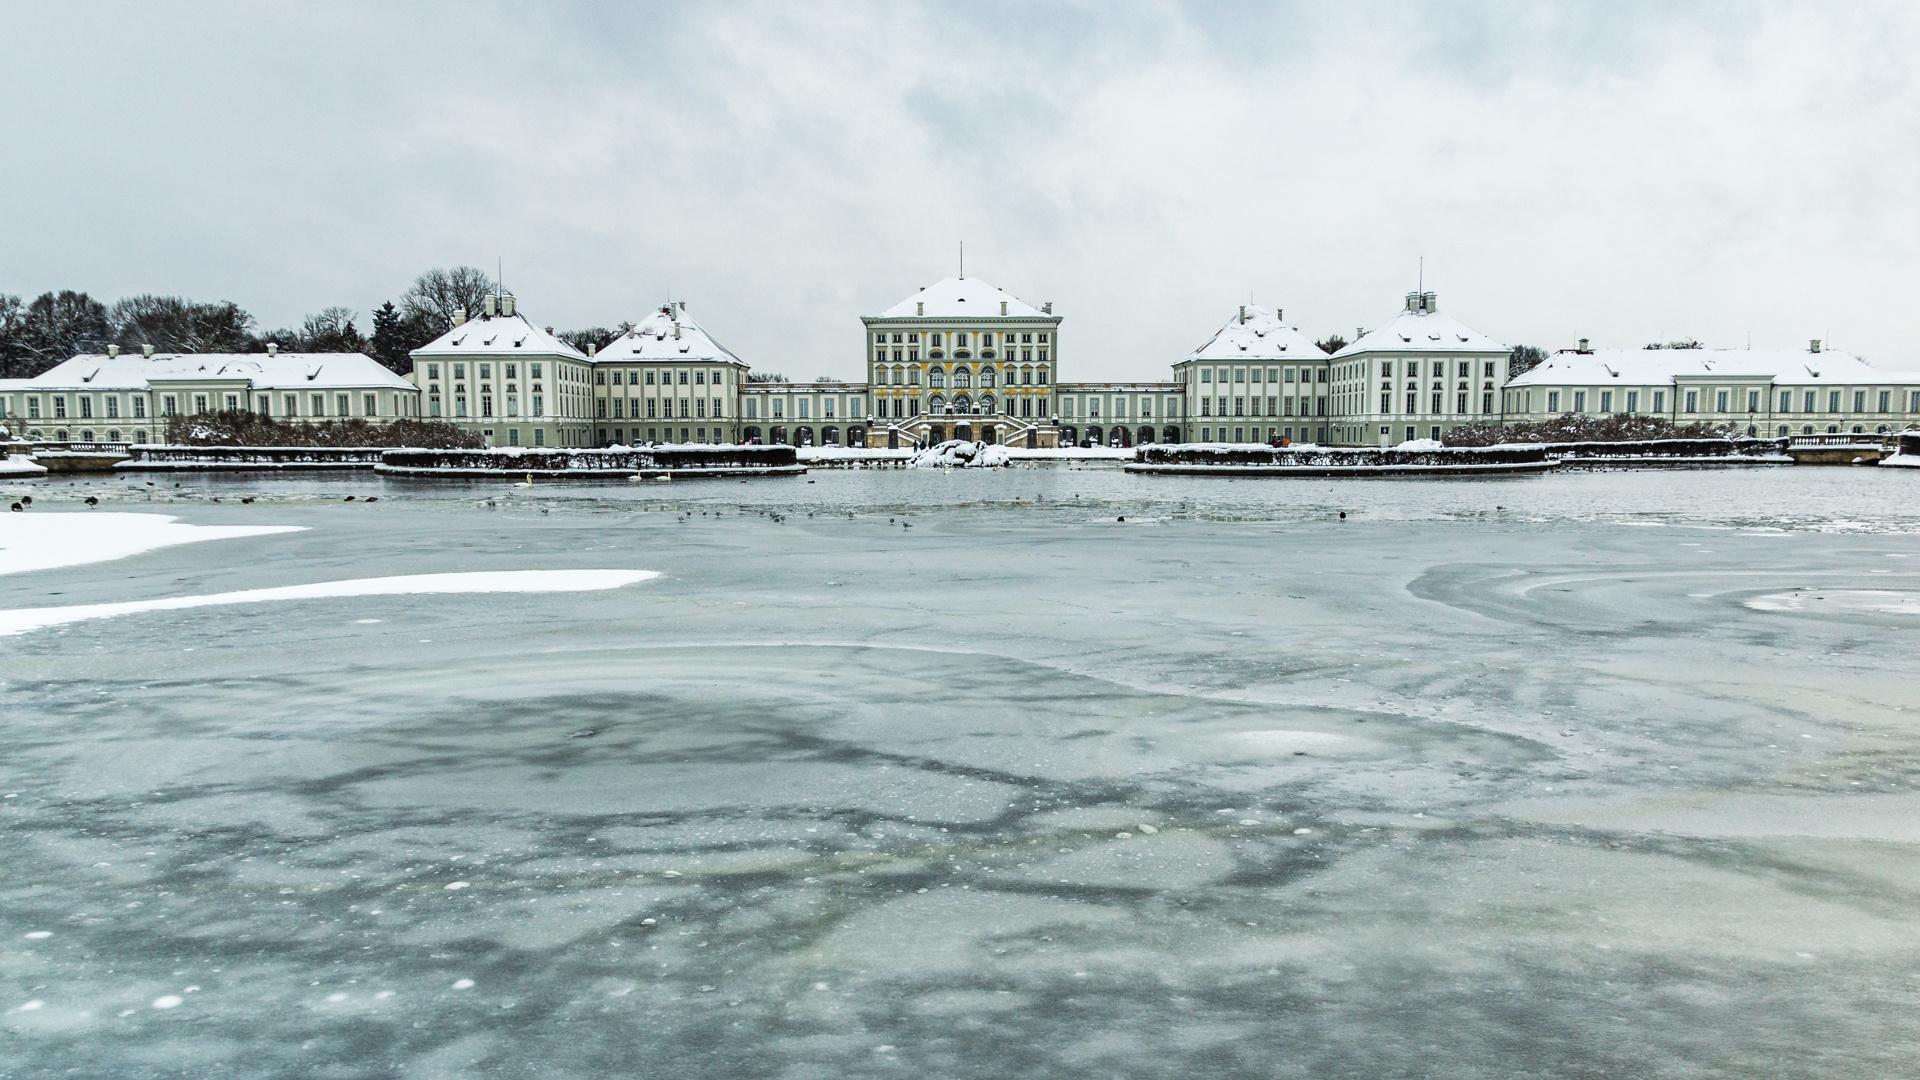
[
  {"left": 0, "top": 569, "right": 661, "bottom": 636},
  {"left": 1746, "top": 590, "right": 1920, "bottom": 615},
  {"left": 0, "top": 513, "right": 305, "bottom": 575}
]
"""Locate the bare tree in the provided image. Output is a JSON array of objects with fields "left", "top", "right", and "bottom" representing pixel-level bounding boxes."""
[
  {"left": 111, "top": 295, "right": 255, "bottom": 353},
  {"left": 400, "top": 267, "right": 495, "bottom": 331},
  {"left": 18, "top": 291, "right": 112, "bottom": 373}
]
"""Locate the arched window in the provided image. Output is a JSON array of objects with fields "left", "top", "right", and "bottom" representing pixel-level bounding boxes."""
[
  {"left": 930, "top": 367, "right": 945, "bottom": 388},
  {"left": 980, "top": 395, "right": 994, "bottom": 414},
  {"left": 955, "top": 370, "right": 971, "bottom": 388},
  {"left": 981, "top": 369, "right": 995, "bottom": 388}
]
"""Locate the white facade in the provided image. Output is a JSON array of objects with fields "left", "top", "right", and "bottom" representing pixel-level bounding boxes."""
[
  {"left": 589, "top": 304, "right": 752, "bottom": 446},
  {"left": 1331, "top": 292, "right": 1510, "bottom": 446},
  {"left": 1172, "top": 306, "right": 1328, "bottom": 444},
  {"left": 1505, "top": 343, "right": 1920, "bottom": 436},
  {"left": 410, "top": 298, "right": 595, "bottom": 448},
  {"left": 1, "top": 348, "right": 418, "bottom": 444}
]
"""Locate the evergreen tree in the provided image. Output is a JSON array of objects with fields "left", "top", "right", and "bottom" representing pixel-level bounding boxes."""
[
  {"left": 370, "top": 301, "right": 410, "bottom": 372},
  {"left": 1316, "top": 335, "right": 1347, "bottom": 354},
  {"left": 1508, "top": 344, "right": 1549, "bottom": 377}
]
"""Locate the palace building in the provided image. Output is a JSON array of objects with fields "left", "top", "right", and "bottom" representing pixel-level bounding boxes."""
[
  {"left": 1506, "top": 341, "right": 1920, "bottom": 437},
  {"left": 0, "top": 346, "right": 418, "bottom": 445},
  {"left": 351, "top": 273, "right": 1920, "bottom": 451}
]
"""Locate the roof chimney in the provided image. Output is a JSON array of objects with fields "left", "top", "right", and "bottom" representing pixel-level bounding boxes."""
[
  {"left": 107, "top": 344, "right": 119, "bottom": 357},
  {"left": 1239, "top": 305, "right": 1246, "bottom": 324},
  {"left": 267, "top": 343, "right": 278, "bottom": 356},
  {"left": 917, "top": 302, "right": 924, "bottom": 316},
  {"left": 1277, "top": 308, "right": 1283, "bottom": 321},
  {"left": 142, "top": 344, "right": 154, "bottom": 357},
  {"left": 1356, "top": 328, "right": 1364, "bottom": 341},
  {"left": 1000, "top": 301, "right": 1007, "bottom": 315},
  {"left": 453, "top": 307, "right": 467, "bottom": 326},
  {"left": 1810, "top": 338, "right": 1822, "bottom": 353},
  {"left": 1577, "top": 338, "right": 1590, "bottom": 353},
  {"left": 501, "top": 295, "right": 515, "bottom": 317},
  {"left": 484, "top": 296, "right": 497, "bottom": 317},
  {"left": 587, "top": 343, "right": 597, "bottom": 357}
]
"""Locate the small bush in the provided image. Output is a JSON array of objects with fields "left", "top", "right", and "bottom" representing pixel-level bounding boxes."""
[{"left": 165, "top": 411, "right": 483, "bottom": 448}]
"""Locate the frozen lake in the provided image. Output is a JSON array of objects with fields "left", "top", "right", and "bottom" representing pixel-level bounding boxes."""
[{"left": 4, "top": 465, "right": 1919, "bottom": 1078}]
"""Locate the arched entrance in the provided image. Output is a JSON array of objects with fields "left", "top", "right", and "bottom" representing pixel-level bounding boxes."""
[
  {"left": 1086, "top": 426, "right": 1103, "bottom": 446},
  {"left": 1137, "top": 426, "right": 1153, "bottom": 444},
  {"left": 743, "top": 426, "right": 762, "bottom": 443},
  {"left": 1162, "top": 426, "right": 1180, "bottom": 444},
  {"left": 771, "top": 425, "right": 788, "bottom": 444}
]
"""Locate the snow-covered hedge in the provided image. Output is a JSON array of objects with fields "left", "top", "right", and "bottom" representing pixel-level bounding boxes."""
[{"left": 911, "top": 440, "right": 1012, "bottom": 468}]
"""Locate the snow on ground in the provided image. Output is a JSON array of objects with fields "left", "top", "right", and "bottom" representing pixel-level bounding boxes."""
[
  {"left": 0, "top": 568, "right": 659, "bottom": 636},
  {"left": 1, "top": 455, "right": 48, "bottom": 478},
  {"left": 0, "top": 512, "right": 305, "bottom": 575},
  {"left": 912, "top": 440, "right": 1011, "bottom": 468},
  {"left": 1394, "top": 438, "right": 1446, "bottom": 450}
]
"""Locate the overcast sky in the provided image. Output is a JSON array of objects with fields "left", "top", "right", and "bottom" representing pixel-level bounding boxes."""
[{"left": 4, "top": 2, "right": 1917, "bottom": 379}]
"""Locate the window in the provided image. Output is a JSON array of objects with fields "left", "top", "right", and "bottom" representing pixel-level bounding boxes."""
[
  {"left": 337, "top": 394, "right": 351, "bottom": 416},
  {"left": 78, "top": 397, "right": 93, "bottom": 419},
  {"left": 1780, "top": 391, "right": 1792, "bottom": 412},
  {"left": 596, "top": 371, "right": 606, "bottom": 385},
  {"left": 647, "top": 399, "right": 656, "bottom": 418},
  {"left": 1484, "top": 361, "right": 1496, "bottom": 378},
  {"left": 479, "top": 364, "right": 491, "bottom": 379},
  {"left": 1037, "top": 367, "right": 1048, "bottom": 385},
  {"left": 1599, "top": 391, "right": 1611, "bottom": 413},
  {"left": 533, "top": 395, "right": 543, "bottom": 416},
  {"left": 1805, "top": 390, "right": 1816, "bottom": 412},
  {"left": 695, "top": 371, "right": 705, "bottom": 385},
  {"left": 53, "top": 396, "right": 68, "bottom": 419},
  {"left": 1828, "top": 390, "right": 1841, "bottom": 412},
  {"left": 1458, "top": 361, "right": 1470, "bottom": 378},
  {"left": 365, "top": 393, "right": 378, "bottom": 416},
  {"left": 772, "top": 400, "right": 783, "bottom": 418},
  {"left": 1234, "top": 369, "right": 1246, "bottom": 383},
  {"left": 505, "top": 364, "right": 517, "bottom": 380},
  {"left": 747, "top": 400, "right": 757, "bottom": 419},
  {"left": 1685, "top": 391, "right": 1698, "bottom": 413},
  {"left": 1854, "top": 390, "right": 1866, "bottom": 413},
  {"left": 1481, "top": 391, "right": 1493, "bottom": 414},
  {"left": 532, "top": 364, "right": 542, "bottom": 379},
  {"left": 1547, "top": 391, "right": 1560, "bottom": 412},
  {"left": 1746, "top": 389, "right": 1759, "bottom": 413},
  {"left": 1201, "top": 369, "right": 1211, "bottom": 383},
  {"left": 645, "top": 371, "right": 655, "bottom": 385},
  {"left": 1879, "top": 390, "right": 1891, "bottom": 412},
  {"left": 428, "top": 364, "right": 440, "bottom": 379},
  {"left": 133, "top": 398, "right": 146, "bottom": 418},
  {"left": 679, "top": 371, "right": 688, "bottom": 384},
  {"left": 533, "top": 429, "right": 544, "bottom": 446},
  {"left": 1381, "top": 392, "right": 1392, "bottom": 413},
  {"left": 190, "top": 394, "right": 206, "bottom": 415},
  {"left": 696, "top": 398, "right": 707, "bottom": 418}
]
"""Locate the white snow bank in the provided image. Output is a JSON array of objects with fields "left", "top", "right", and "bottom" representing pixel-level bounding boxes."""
[
  {"left": 797, "top": 446, "right": 915, "bottom": 462},
  {"left": 1004, "top": 446, "right": 1135, "bottom": 460},
  {"left": 1881, "top": 454, "right": 1920, "bottom": 469},
  {"left": 1394, "top": 438, "right": 1445, "bottom": 450},
  {"left": 0, "top": 513, "right": 306, "bottom": 575},
  {"left": 1, "top": 455, "right": 48, "bottom": 479},
  {"left": 0, "top": 569, "right": 660, "bottom": 636},
  {"left": 1745, "top": 589, "right": 1920, "bottom": 615},
  {"left": 912, "top": 440, "right": 1011, "bottom": 468}
]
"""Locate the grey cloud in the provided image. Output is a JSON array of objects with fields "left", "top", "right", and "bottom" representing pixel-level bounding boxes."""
[{"left": 2, "top": 1, "right": 1917, "bottom": 380}]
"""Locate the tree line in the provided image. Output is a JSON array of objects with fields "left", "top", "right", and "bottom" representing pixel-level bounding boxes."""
[{"left": 0, "top": 266, "right": 627, "bottom": 380}]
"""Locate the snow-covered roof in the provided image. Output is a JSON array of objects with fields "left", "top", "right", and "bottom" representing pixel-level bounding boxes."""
[
  {"left": 869, "top": 277, "right": 1052, "bottom": 320},
  {"left": 411, "top": 312, "right": 588, "bottom": 360},
  {"left": 1509, "top": 348, "right": 1920, "bottom": 387},
  {"left": 1177, "top": 308, "right": 1326, "bottom": 365},
  {"left": 596, "top": 306, "right": 745, "bottom": 366},
  {"left": 21, "top": 352, "right": 415, "bottom": 391},
  {"left": 1333, "top": 295, "right": 1507, "bottom": 358}
]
